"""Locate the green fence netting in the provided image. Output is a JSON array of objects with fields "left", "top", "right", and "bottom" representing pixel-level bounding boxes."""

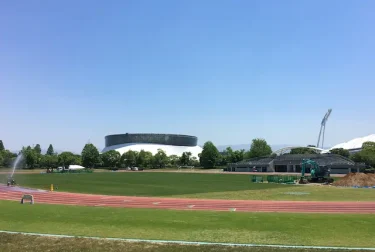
[{"left": 250, "top": 175, "right": 298, "bottom": 184}]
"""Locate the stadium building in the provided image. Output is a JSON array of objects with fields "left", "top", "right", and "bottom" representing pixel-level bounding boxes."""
[
  {"left": 101, "top": 133, "right": 203, "bottom": 158},
  {"left": 325, "top": 134, "right": 375, "bottom": 154},
  {"left": 227, "top": 153, "right": 365, "bottom": 174}
]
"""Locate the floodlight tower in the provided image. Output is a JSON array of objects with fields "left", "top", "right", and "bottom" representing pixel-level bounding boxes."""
[{"left": 317, "top": 109, "right": 332, "bottom": 149}]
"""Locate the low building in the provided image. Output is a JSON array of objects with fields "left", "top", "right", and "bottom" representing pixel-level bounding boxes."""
[{"left": 226, "top": 154, "right": 365, "bottom": 174}]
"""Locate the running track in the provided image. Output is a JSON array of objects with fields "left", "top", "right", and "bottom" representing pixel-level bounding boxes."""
[{"left": 1, "top": 184, "right": 375, "bottom": 214}]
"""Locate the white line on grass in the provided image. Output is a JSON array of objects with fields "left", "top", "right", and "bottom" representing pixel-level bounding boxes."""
[{"left": 0, "top": 230, "right": 374, "bottom": 250}]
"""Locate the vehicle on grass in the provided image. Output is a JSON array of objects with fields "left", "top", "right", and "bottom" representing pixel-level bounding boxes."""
[
  {"left": 7, "top": 177, "right": 16, "bottom": 186},
  {"left": 299, "top": 159, "right": 334, "bottom": 184},
  {"left": 57, "top": 165, "right": 86, "bottom": 172}
]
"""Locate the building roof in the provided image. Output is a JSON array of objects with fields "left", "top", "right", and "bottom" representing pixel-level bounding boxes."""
[
  {"left": 330, "top": 134, "right": 375, "bottom": 150},
  {"left": 101, "top": 143, "right": 203, "bottom": 159},
  {"left": 231, "top": 154, "right": 362, "bottom": 167}
]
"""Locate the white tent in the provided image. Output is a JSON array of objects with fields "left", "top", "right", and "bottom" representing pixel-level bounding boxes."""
[{"left": 68, "top": 165, "right": 86, "bottom": 170}]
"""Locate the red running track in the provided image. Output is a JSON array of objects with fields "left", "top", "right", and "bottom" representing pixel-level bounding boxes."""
[{"left": 1, "top": 184, "right": 375, "bottom": 214}]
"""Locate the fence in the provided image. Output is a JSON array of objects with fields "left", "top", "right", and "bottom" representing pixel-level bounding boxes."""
[
  {"left": 250, "top": 175, "right": 298, "bottom": 184},
  {"left": 50, "top": 169, "right": 94, "bottom": 174}
]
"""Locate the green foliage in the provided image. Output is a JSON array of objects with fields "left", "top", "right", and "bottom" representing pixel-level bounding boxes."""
[
  {"left": 0, "top": 150, "right": 17, "bottom": 167},
  {"left": 0, "top": 140, "right": 4, "bottom": 151},
  {"left": 21, "top": 146, "right": 38, "bottom": 169},
  {"left": 121, "top": 150, "right": 138, "bottom": 167},
  {"left": 101, "top": 150, "right": 121, "bottom": 168},
  {"left": 152, "top": 149, "right": 168, "bottom": 168},
  {"left": 349, "top": 141, "right": 375, "bottom": 168},
  {"left": 58, "top": 152, "right": 76, "bottom": 168},
  {"left": 46, "top": 144, "right": 54, "bottom": 155},
  {"left": 189, "top": 156, "right": 200, "bottom": 167},
  {"left": 199, "top": 141, "right": 220, "bottom": 168},
  {"left": 168, "top": 155, "right": 180, "bottom": 166},
  {"left": 40, "top": 154, "right": 59, "bottom": 169},
  {"left": 290, "top": 147, "right": 318, "bottom": 155},
  {"left": 73, "top": 154, "right": 82, "bottom": 166},
  {"left": 137, "top": 150, "right": 153, "bottom": 168},
  {"left": 246, "top": 138, "right": 272, "bottom": 158},
  {"left": 223, "top": 147, "right": 245, "bottom": 163},
  {"left": 81, "top": 143, "right": 100, "bottom": 168},
  {"left": 362, "top": 141, "right": 375, "bottom": 151},
  {"left": 34, "top": 144, "right": 42, "bottom": 155},
  {"left": 330, "top": 148, "right": 350, "bottom": 158},
  {"left": 179, "top": 152, "right": 192, "bottom": 166}
]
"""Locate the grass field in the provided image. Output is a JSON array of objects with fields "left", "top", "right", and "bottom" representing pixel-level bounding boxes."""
[
  {"left": 1, "top": 200, "right": 375, "bottom": 248},
  {"left": 1, "top": 233, "right": 370, "bottom": 252},
  {"left": 2, "top": 172, "right": 374, "bottom": 201}
]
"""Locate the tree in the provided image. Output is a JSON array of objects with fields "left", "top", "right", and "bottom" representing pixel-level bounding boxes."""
[
  {"left": 231, "top": 149, "right": 245, "bottom": 163},
  {"left": 221, "top": 147, "right": 245, "bottom": 164},
  {"left": 34, "top": 144, "right": 42, "bottom": 155},
  {"left": 349, "top": 142, "right": 375, "bottom": 168},
  {"left": 40, "top": 155, "right": 59, "bottom": 169},
  {"left": 137, "top": 150, "right": 153, "bottom": 168},
  {"left": 58, "top": 152, "right": 76, "bottom": 169},
  {"left": 362, "top": 141, "right": 375, "bottom": 151},
  {"left": 290, "top": 147, "right": 318, "bottom": 155},
  {"left": 0, "top": 150, "right": 16, "bottom": 167},
  {"left": 121, "top": 150, "right": 138, "bottom": 167},
  {"left": 0, "top": 140, "right": 4, "bottom": 151},
  {"left": 190, "top": 156, "right": 200, "bottom": 167},
  {"left": 152, "top": 149, "right": 168, "bottom": 168},
  {"left": 81, "top": 143, "right": 100, "bottom": 168},
  {"left": 330, "top": 148, "right": 350, "bottom": 158},
  {"left": 246, "top": 138, "right": 272, "bottom": 159},
  {"left": 218, "top": 147, "right": 232, "bottom": 166},
  {"left": 358, "top": 142, "right": 375, "bottom": 167},
  {"left": 168, "top": 155, "right": 179, "bottom": 167},
  {"left": 199, "top": 141, "right": 220, "bottom": 168},
  {"left": 73, "top": 154, "right": 82, "bottom": 166},
  {"left": 179, "top": 152, "right": 192, "bottom": 166},
  {"left": 22, "top": 146, "right": 38, "bottom": 169},
  {"left": 101, "top": 150, "right": 121, "bottom": 168},
  {"left": 46, "top": 144, "right": 54, "bottom": 155}
]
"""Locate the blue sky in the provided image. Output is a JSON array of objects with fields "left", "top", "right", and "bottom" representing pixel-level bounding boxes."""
[{"left": 1, "top": 0, "right": 374, "bottom": 153}]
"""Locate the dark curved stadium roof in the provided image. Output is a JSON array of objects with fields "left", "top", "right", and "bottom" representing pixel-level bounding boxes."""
[{"left": 105, "top": 133, "right": 198, "bottom": 148}]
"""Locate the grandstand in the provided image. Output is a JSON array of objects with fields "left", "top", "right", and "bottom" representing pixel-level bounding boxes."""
[{"left": 226, "top": 154, "right": 365, "bottom": 174}]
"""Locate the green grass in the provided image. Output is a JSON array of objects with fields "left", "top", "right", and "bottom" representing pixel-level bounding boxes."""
[
  {"left": 2, "top": 172, "right": 375, "bottom": 201},
  {"left": 0, "top": 233, "right": 369, "bottom": 252},
  {"left": 2, "top": 234, "right": 370, "bottom": 252},
  {"left": 0, "top": 200, "right": 375, "bottom": 248}
]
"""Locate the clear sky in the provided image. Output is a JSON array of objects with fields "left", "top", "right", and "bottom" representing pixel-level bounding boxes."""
[{"left": 1, "top": 0, "right": 374, "bottom": 153}]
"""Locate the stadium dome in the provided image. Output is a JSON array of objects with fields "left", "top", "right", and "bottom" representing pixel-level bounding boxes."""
[
  {"left": 101, "top": 133, "right": 203, "bottom": 158},
  {"left": 328, "top": 134, "right": 375, "bottom": 152}
]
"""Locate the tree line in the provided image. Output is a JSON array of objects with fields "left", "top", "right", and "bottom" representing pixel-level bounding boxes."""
[
  {"left": 0, "top": 138, "right": 273, "bottom": 170},
  {"left": 1, "top": 138, "right": 375, "bottom": 170}
]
